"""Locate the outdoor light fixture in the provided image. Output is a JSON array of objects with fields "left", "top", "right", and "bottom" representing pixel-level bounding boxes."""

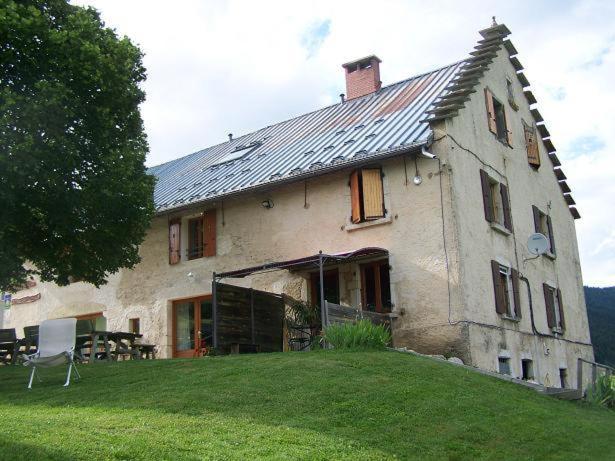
[
  {"left": 413, "top": 175, "right": 422, "bottom": 185},
  {"left": 261, "top": 199, "right": 274, "bottom": 209}
]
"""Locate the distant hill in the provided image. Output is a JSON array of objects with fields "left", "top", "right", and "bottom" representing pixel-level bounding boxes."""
[{"left": 585, "top": 286, "right": 615, "bottom": 366}]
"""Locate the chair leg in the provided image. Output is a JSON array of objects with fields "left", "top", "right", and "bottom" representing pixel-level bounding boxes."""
[
  {"left": 28, "top": 366, "right": 36, "bottom": 389},
  {"left": 72, "top": 360, "right": 81, "bottom": 380},
  {"left": 64, "top": 361, "right": 73, "bottom": 387}
]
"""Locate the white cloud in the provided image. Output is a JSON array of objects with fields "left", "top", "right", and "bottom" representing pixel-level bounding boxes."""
[{"left": 72, "top": 0, "right": 615, "bottom": 286}]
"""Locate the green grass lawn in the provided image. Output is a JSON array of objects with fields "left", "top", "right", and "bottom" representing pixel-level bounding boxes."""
[{"left": 1, "top": 351, "right": 614, "bottom": 460}]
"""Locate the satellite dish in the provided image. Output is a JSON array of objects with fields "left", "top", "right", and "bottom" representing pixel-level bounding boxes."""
[{"left": 527, "top": 233, "right": 549, "bottom": 255}]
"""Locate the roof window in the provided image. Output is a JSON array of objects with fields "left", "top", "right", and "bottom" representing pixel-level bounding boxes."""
[{"left": 213, "top": 143, "right": 261, "bottom": 166}]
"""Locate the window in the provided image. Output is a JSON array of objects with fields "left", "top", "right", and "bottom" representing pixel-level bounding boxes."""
[
  {"left": 559, "top": 368, "right": 568, "bottom": 388},
  {"left": 523, "top": 120, "right": 540, "bottom": 167},
  {"left": 361, "top": 261, "right": 392, "bottom": 313},
  {"left": 350, "top": 168, "right": 385, "bottom": 223},
  {"left": 484, "top": 88, "right": 512, "bottom": 145},
  {"left": 532, "top": 206, "right": 555, "bottom": 256},
  {"left": 543, "top": 284, "right": 565, "bottom": 331},
  {"left": 480, "top": 170, "right": 512, "bottom": 231},
  {"left": 169, "top": 219, "right": 181, "bottom": 265},
  {"left": 310, "top": 270, "right": 340, "bottom": 308},
  {"left": 498, "top": 357, "right": 511, "bottom": 375},
  {"left": 188, "top": 217, "right": 204, "bottom": 260},
  {"left": 129, "top": 318, "right": 140, "bottom": 335},
  {"left": 521, "top": 359, "right": 534, "bottom": 380},
  {"left": 490, "top": 261, "right": 521, "bottom": 318},
  {"left": 213, "top": 143, "right": 260, "bottom": 166}
]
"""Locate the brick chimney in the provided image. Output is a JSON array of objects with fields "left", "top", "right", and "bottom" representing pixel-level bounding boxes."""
[{"left": 342, "top": 55, "right": 382, "bottom": 100}]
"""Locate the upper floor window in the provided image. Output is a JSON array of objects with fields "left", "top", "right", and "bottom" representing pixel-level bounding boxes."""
[
  {"left": 349, "top": 167, "right": 385, "bottom": 224},
  {"left": 543, "top": 284, "right": 565, "bottom": 332},
  {"left": 532, "top": 206, "right": 555, "bottom": 256},
  {"left": 484, "top": 88, "right": 512, "bottom": 146},
  {"left": 523, "top": 120, "right": 541, "bottom": 168},
  {"left": 168, "top": 210, "right": 217, "bottom": 265},
  {"left": 490, "top": 260, "right": 521, "bottom": 319},
  {"left": 480, "top": 169, "right": 512, "bottom": 232}
]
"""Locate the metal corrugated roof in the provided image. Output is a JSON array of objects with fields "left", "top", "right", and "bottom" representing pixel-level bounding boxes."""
[{"left": 149, "top": 61, "right": 464, "bottom": 212}]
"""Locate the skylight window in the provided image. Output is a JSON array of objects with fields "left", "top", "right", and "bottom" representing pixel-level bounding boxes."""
[{"left": 213, "top": 143, "right": 260, "bottom": 166}]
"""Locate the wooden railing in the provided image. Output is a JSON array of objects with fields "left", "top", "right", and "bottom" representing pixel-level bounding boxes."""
[
  {"left": 577, "top": 358, "right": 614, "bottom": 396},
  {"left": 324, "top": 301, "right": 394, "bottom": 327}
]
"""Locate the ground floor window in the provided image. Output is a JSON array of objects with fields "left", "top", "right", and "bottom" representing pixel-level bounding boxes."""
[
  {"left": 559, "top": 368, "right": 568, "bottom": 388},
  {"left": 498, "top": 357, "right": 511, "bottom": 375},
  {"left": 172, "top": 296, "right": 212, "bottom": 358},
  {"left": 310, "top": 270, "right": 340, "bottom": 307},
  {"left": 521, "top": 359, "right": 534, "bottom": 381},
  {"left": 128, "top": 318, "right": 140, "bottom": 335},
  {"left": 361, "top": 260, "right": 392, "bottom": 313}
]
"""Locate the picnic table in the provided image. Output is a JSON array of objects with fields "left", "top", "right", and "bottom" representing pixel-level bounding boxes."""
[{"left": 78, "top": 331, "right": 155, "bottom": 363}]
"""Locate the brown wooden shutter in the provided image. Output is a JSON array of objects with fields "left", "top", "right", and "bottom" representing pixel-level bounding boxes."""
[
  {"left": 546, "top": 215, "right": 555, "bottom": 255},
  {"left": 503, "top": 107, "right": 513, "bottom": 146},
  {"left": 169, "top": 220, "right": 181, "bottom": 265},
  {"left": 511, "top": 268, "right": 521, "bottom": 318},
  {"left": 524, "top": 121, "right": 541, "bottom": 167},
  {"left": 500, "top": 184, "right": 512, "bottom": 231},
  {"left": 484, "top": 88, "right": 497, "bottom": 134},
  {"left": 362, "top": 168, "right": 385, "bottom": 220},
  {"left": 203, "top": 210, "right": 216, "bottom": 257},
  {"left": 532, "top": 205, "right": 541, "bottom": 233},
  {"left": 556, "top": 288, "right": 565, "bottom": 329},
  {"left": 480, "top": 169, "right": 494, "bottom": 222},
  {"left": 491, "top": 260, "right": 507, "bottom": 314},
  {"left": 543, "top": 283, "right": 556, "bottom": 328},
  {"left": 350, "top": 170, "right": 361, "bottom": 223}
]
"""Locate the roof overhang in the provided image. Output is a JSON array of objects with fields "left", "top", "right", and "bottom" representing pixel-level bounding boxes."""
[{"left": 216, "top": 247, "right": 389, "bottom": 279}]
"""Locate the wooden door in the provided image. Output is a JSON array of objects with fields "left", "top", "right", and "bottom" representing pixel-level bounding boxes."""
[{"left": 172, "top": 296, "right": 212, "bottom": 358}]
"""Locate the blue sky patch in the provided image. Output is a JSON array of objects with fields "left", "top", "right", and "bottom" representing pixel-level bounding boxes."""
[
  {"left": 570, "top": 135, "right": 606, "bottom": 155},
  {"left": 301, "top": 19, "right": 331, "bottom": 58}
]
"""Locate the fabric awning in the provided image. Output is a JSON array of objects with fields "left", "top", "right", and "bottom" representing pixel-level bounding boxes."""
[{"left": 216, "top": 247, "right": 388, "bottom": 279}]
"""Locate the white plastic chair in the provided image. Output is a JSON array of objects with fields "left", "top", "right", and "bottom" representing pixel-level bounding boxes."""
[{"left": 23, "top": 318, "right": 80, "bottom": 389}]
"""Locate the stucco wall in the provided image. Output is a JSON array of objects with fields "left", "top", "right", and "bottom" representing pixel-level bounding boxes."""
[
  {"left": 431, "top": 46, "right": 593, "bottom": 386},
  {"left": 3, "top": 154, "right": 463, "bottom": 358}
]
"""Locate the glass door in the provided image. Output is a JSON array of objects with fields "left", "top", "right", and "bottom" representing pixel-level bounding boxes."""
[{"left": 173, "top": 296, "right": 212, "bottom": 358}]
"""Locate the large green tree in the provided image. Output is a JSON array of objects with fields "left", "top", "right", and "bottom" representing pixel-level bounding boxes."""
[{"left": 0, "top": 0, "right": 155, "bottom": 290}]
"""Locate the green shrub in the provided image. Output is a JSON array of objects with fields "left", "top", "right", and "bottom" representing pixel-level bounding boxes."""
[
  {"left": 587, "top": 374, "right": 615, "bottom": 409},
  {"left": 324, "top": 320, "right": 391, "bottom": 350}
]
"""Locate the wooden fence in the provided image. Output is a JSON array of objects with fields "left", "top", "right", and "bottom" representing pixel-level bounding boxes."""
[{"left": 324, "top": 301, "right": 392, "bottom": 328}]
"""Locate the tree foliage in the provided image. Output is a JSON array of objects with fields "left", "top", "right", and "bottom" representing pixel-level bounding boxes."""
[
  {"left": 585, "top": 286, "right": 615, "bottom": 366},
  {"left": 0, "top": 0, "right": 155, "bottom": 290}
]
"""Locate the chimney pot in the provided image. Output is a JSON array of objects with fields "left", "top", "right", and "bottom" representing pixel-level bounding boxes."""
[
  {"left": 228, "top": 133, "right": 233, "bottom": 141},
  {"left": 342, "top": 55, "right": 382, "bottom": 100}
]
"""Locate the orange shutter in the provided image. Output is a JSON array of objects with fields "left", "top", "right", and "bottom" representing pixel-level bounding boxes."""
[
  {"left": 361, "top": 168, "right": 385, "bottom": 220},
  {"left": 350, "top": 170, "right": 361, "bottom": 223},
  {"left": 169, "top": 220, "right": 181, "bottom": 265},
  {"left": 484, "top": 88, "right": 497, "bottom": 134},
  {"left": 524, "top": 121, "right": 541, "bottom": 167},
  {"left": 203, "top": 210, "right": 216, "bottom": 257}
]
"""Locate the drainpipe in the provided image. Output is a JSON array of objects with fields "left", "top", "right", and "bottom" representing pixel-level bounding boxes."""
[
  {"left": 319, "top": 251, "right": 326, "bottom": 329},
  {"left": 212, "top": 272, "right": 218, "bottom": 349}
]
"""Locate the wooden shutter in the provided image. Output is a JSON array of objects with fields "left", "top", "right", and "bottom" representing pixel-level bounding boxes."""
[
  {"left": 511, "top": 268, "right": 521, "bottom": 318},
  {"left": 203, "top": 209, "right": 216, "bottom": 257},
  {"left": 556, "top": 288, "right": 565, "bottom": 329},
  {"left": 546, "top": 215, "right": 555, "bottom": 255},
  {"left": 480, "top": 169, "right": 494, "bottom": 222},
  {"left": 169, "top": 220, "right": 181, "bottom": 265},
  {"left": 491, "top": 260, "right": 507, "bottom": 314},
  {"left": 484, "top": 88, "right": 497, "bottom": 134},
  {"left": 532, "top": 205, "right": 541, "bottom": 233},
  {"left": 500, "top": 184, "right": 512, "bottom": 231},
  {"left": 503, "top": 107, "right": 513, "bottom": 146},
  {"left": 361, "top": 168, "right": 385, "bottom": 220},
  {"left": 543, "top": 283, "right": 556, "bottom": 328},
  {"left": 524, "top": 121, "right": 541, "bottom": 167},
  {"left": 350, "top": 170, "right": 361, "bottom": 223}
]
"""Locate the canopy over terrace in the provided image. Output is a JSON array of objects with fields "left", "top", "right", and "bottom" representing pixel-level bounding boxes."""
[{"left": 213, "top": 247, "right": 389, "bottom": 332}]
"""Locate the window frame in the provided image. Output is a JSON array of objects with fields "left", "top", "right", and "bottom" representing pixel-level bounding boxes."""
[
  {"left": 543, "top": 283, "right": 565, "bottom": 332},
  {"left": 187, "top": 216, "right": 204, "bottom": 260},
  {"left": 480, "top": 170, "right": 513, "bottom": 232},
  {"left": 491, "top": 260, "right": 521, "bottom": 319},
  {"left": 532, "top": 206, "right": 555, "bottom": 257},
  {"left": 349, "top": 167, "right": 386, "bottom": 224},
  {"left": 484, "top": 87, "right": 513, "bottom": 146},
  {"left": 360, "top": 260, "right": 392, "bottom": 314}
]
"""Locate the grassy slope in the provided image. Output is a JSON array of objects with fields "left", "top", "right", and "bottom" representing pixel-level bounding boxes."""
[{"left": 0, "top": 351, "right": 614, "bottom": 460}]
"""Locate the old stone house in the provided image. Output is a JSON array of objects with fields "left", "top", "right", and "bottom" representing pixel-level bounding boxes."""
[{"left": 2, "top": 22, "right": 593, "bottom": 387}]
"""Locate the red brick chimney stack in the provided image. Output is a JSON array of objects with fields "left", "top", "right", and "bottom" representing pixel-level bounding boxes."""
[{"left": 342, "top": 55, "right": 382, "bottom": 100}]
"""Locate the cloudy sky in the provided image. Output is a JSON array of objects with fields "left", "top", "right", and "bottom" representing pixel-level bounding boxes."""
[{"left": 73, "top": 0, "right": 614, "bottom": 287}]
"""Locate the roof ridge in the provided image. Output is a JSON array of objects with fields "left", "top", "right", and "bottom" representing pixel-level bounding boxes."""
[{"left": 148, "top": 60, "right": 464, "bottom": 170}]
